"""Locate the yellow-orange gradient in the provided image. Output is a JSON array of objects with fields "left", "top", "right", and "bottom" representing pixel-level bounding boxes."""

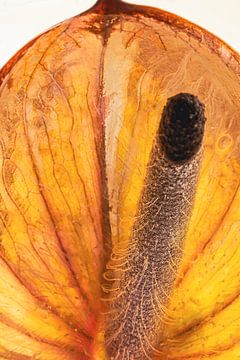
[{"left": 0, "top": 0, "right": 240, "bottom": 358}]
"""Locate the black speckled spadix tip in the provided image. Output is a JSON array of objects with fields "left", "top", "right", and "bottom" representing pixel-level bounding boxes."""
[{"left": 159, "top": 93, "right": 206, "bottom": 163}]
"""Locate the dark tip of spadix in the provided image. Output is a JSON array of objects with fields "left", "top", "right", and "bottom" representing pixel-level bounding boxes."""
[{"left": 159, "top": 93, "right": 206, "bottom": 163}]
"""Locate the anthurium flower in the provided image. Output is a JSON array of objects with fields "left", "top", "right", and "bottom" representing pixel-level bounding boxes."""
[{"left": 0, "top": 0, "right": 240, "bottom": 359}]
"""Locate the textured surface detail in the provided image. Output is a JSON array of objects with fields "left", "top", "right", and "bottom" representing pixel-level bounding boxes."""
[
  {"left": 1, "top": 1, "right": 240, "bottom": 359},
  {"left": 160, "top": 93, "right": 206, "bottom": 162},
  {"left": 104, "top": 92, "right": 203, "bottom": 358}
]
